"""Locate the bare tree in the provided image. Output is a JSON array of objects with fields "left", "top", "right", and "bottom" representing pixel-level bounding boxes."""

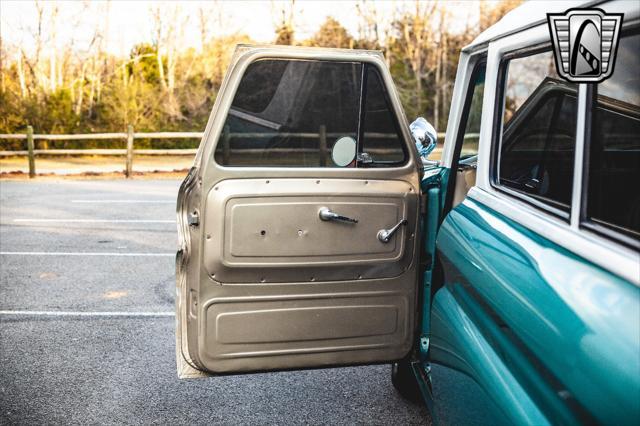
[
  {"left": 0, "top": 34, "right": 4, "bottom": 94},
  {"left": 151, "top": 6, "right": 168, "bottom": 92},
  {"left": 479, "top": 0, "right": 523, "bottom": 32},
  {"left": 197, "top": 1, "right": 224, "bottom": 52},
  {"left": 48, "top": 4, "right": 59, "bottom": 92},
  {"left": 356, "top": 1, "right": 397, "bottom": 68},
  {"left": 396, "top": 0, "right": 438, "bottom": 114},
  {"left": 151, "top": 4, "right": 187, "bottom": 96},
  {"left": 433, "top": 6, "right": 449, "bottom": 128},
  {"left": 355, "top": 0, "right": 380, "bottom": 47},
  {"left": 272, "top": 0, "right": 296, "bottom": 45},
  {"left": 17, "top": 50, "right": 28, "bottom": 99}
]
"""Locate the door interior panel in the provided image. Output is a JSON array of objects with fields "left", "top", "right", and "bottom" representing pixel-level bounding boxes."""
[
  {"left": 191, "top": 178, "right": 419, "bottom": 373},
  {"left": 203, "top": 178, "right": 415, "bottom": 283},
  {"left": 197, "top": 286, "right": 412, "bottom": 372},
  {"left": 227, "top": 200, "right": 400, "bottom": 257}
]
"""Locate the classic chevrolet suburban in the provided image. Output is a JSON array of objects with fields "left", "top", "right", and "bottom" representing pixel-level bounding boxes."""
[{"left": 175, "top": 1, "right": 639, "bottom": 424}]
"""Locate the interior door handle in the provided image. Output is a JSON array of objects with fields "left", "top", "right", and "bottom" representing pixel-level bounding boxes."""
[
  {"left": 377, "top": 219, "right": 408, "bottom": 243},
  {"left": 318, "top": 207, "right": 358, "bottom": 223}
]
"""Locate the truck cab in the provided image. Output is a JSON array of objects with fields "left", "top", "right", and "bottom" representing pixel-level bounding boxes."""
[{"left": 176, "top": 1, "right": 639, "bottom": 423}]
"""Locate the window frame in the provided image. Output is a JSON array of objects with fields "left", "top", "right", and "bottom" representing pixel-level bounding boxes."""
[
  {"left": 357, "top": 63, "right": 410, "bottom": 168},
  {"left": 579, "top": 25, "right": 640, "bottom": 250},
  {"left": 443, "top": 56, "right": 487, "bottom": 215},
  {"left": 490, "top": 43, "right": 574, "bottom": 222},
  {"left": 488, "top": 26, "right": 640, "bottom": 252},
  {"left": 212, "top": 58, "right": 409, "bottom": 169}
]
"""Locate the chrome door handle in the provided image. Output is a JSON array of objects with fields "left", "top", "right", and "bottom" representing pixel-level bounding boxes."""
[
  {"left": 318, "top": 207, "right": 358, "bottom": 223},
  {"left": 377, "top": 219, "right": 407, "bottom": 243}
]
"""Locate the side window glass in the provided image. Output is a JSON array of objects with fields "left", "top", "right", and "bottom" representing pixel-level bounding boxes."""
[
  {"left": 215, "top": 60, "right": 408, "bottom": 168},
  {"left": 460, "top": 64, "right": 486, "bottom": 161},
  {"left": 215, "top": 60, "right": 361, "bottom": 167},
  {"left": 587, "top": 32, "right": 640, "bottom": 239},
  {"left": 360, "top": 67, "right": 406, "bottom": 164},
  {"left": 497, "top": 51, "right": 578, "bottom": 211}
]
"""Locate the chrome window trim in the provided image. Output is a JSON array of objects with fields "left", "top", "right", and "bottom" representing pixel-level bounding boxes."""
[
  {"left": 468, "top": 186, "right": 640, "bottom": 286},
  {"left": 570, "top": 85, "right": 588, "bottom": 229},
  {"left": 476, "top": 23, "right": 552, "bottom": 190},
  {"left": 479, "top": 24, "right": 568, "bottom": 216},
  {"left": 580, "top": 23, "right": 640, "bottom": 248},
  {"left": 494, "top": 184, "right": 569, "bottom": 219},
  {"left": 489, "top": 43, "right": 576, "bottom": 223}
]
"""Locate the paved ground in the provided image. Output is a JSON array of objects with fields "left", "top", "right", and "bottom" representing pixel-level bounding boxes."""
[{"left": 0, "top": 179, "right": 430, "bottom": 425}]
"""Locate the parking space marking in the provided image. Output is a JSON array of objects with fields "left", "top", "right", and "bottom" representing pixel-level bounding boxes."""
[
  {"left": 0, "top": 251, "right": 175, "bottom": 256},
  {"left": 71, "top": 200, "right": 175, "bottom": 204},
  {"left": 0, "top": 310, "right": 174, "bottom": 317},
  {"left": 13, "top": 219, "right": 175, "bottom": 223}
]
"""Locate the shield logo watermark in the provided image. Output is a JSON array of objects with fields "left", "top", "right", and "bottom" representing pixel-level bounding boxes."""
[{"left": 547, "top": 8, "right": 623, "bottom": 83}]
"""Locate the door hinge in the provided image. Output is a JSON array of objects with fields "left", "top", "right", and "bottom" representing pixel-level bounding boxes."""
[
  {"left": 188, "top": 210, "right": 200, "bottom": 227},
  {"left": 420, "top": 192, "right": 428, "bottom": 215}
]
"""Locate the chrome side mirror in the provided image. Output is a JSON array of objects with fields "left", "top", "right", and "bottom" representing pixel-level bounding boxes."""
[
  {"left": 331, "top": 136, "right": 357, "bottom": 167},
  {"left": 409, "top": 117, "right": 437, "bottom": 160}
]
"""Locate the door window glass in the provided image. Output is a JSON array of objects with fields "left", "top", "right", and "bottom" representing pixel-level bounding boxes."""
[
  {"left": 359, "top": 67, "right": 405, "bottom": 165},
  {"left": 587, "top": 32, "right": 640, "bottom": 238},
  {"left": 497, "top": 51, "right": 578, "bottom": 211},
  {"left": 215, "top": 59, "right": 406, "bottom": 168},
  {"left": 215, "top": 59, "right": 361, "bottom": 167}
]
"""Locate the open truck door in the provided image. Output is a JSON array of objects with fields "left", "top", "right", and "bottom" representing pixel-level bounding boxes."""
[{"left": 175, "top": 45, "right": 431, "bottom": 376}]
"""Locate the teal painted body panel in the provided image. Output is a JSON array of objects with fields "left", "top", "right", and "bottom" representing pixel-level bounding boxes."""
[{"left": 429, "top": 196, "right": 640, "bottom": 425}]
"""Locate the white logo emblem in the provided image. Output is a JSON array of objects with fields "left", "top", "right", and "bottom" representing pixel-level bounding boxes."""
[{"left": 547, "top": 8, "right": 623, "bottom": 83}]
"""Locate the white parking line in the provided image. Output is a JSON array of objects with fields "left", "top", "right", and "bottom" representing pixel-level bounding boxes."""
[
  {"left": 13, "top": 219, "right": 175, "bottom": 223},
  {"left": 0, "top": 310, "right": 174, "bottom": 317},
  {"left": 0, "top": 252, "right": 175, "bottom": 256},
  {"left": 71, "top": 200, "right": 175, "bottom": 204}
]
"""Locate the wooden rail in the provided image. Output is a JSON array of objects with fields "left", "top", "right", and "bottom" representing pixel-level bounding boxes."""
[
  {"left": 0, "top": 127, "right": 451, "bottom": 178},
  {"left": 0, "top": 127, "right": 205, "bottom": 178}
]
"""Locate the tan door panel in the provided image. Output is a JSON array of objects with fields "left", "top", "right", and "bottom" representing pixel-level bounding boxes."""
[
  {"left": 192, "top": 176, "right": 420, "bottom": 373},
  {"left": 228, "top": 200, "right": 400, "bottom": 257},
  {"left": 203, "top": 178, "right": 416, "bottom": 283},
  {"left": 195, "top": 280, "right": 414, "bottom": 373}
]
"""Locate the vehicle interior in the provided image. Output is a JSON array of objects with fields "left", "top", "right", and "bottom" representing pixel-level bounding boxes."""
[
  {"left": 588, "top": 93, "right": 640, "bottom": 238},
  {"left": 499, "top": 77, "right": 578, "bottom": 211}
]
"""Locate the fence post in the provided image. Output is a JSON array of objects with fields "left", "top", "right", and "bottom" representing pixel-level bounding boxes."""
[
  {"left": 27, "top": 125, "right": 35, "bottom": 178},
  {"left": 125, "top": 124, "right": 134, "bottom": 178},
  {"left": 222, "top": 125, "right": 230, "bottom": 164},
  {"left": 318, "top": 125, "right": 327, "bottom": 167}
]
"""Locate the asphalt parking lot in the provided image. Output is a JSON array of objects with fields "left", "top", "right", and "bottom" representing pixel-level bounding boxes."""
[{"left": 0, "top": 179, "right": 430, "bottom": 425}]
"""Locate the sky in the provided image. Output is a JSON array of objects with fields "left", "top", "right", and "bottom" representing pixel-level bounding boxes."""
[{"left": 0, "top": 0, "right": 486, "bottom": 57}]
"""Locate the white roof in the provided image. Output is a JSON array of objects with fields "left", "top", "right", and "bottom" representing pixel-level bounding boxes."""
[{"left": 467, "top": 0, "right": 589, "bottom": 49}]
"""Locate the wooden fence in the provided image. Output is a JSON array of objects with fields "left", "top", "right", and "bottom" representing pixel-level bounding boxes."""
[
  {"left": 0, "top": 125, "right": 451, "bottom": 178},
  {"left": 0, "top": 125, "right": 203, "bottom": 178}
]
